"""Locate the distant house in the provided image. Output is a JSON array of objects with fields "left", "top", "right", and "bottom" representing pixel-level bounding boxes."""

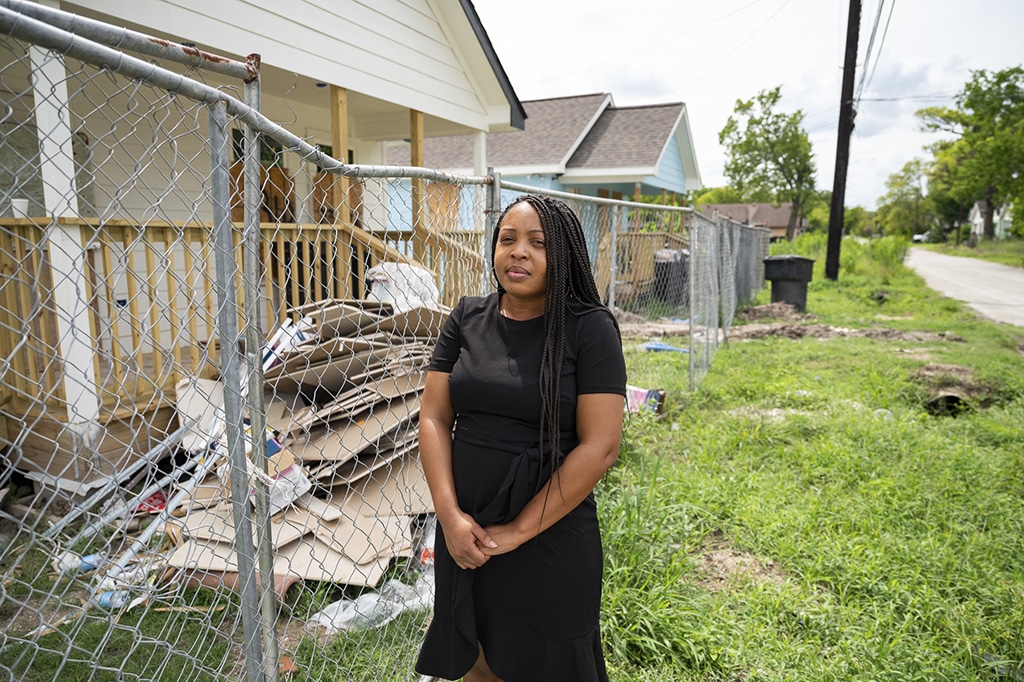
[
  {"left": 388, "top": 93, "right": 703, "bottom": 200},
  {"left": 968, "top": 201, "right": 1013, "bottom": 240},
  {"left": 699, "top": 203, "right": 806, "bottom": 241}
]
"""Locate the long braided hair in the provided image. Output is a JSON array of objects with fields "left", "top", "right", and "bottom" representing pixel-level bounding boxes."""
[{"left": 491, "top": 194, "right": 621, "bottom": 485}]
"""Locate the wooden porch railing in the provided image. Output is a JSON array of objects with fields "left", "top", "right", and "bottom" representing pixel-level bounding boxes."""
[
  {"left": 1, "top": 207, "right": 672, "bottom": 426},
  {"left": 0, "top": 215, "right": 485, "bottom": 421}
]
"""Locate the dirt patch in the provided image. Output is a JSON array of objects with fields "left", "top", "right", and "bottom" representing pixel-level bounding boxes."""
[
  {"left": 692, "top": 530, "right": 788, "bottom": 592},
  {"left": 614, "top": 308, "right": 691, "bottom": 338},
  {"left": 734, "top": 301, "right": 805, "bottom": 323},
  {"left": 616, "top": 304, "right": 967, "bottom": 343},
  {"left": 725, "top": 323, "right": 966, "bottom": 343},
  {"left": 910, "top": 363, "right": 996, "bottom": 411}
]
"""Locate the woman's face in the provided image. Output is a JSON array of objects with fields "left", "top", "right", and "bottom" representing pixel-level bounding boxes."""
[{"left": 494, "top": 201, "right": 548, "bottom": 303}]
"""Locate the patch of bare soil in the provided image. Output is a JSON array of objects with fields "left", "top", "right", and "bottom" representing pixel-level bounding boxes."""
[
  {"left": 734, "top": 301, "right": 805, "bottom": 323},
  {"left": 911, "top": 363, "right": 996, "bottom": 412},
  {"left": 692, "top": 530, "right": 788, "bottom": 592},
  {"left": 616, "top": 304, "right": 967, "bottom": 343},
  {"left": 614, "top": 309, "right": 690, "bottom": 338},
  {"left": 725, "top": 323, "right": 966, "bottom": 343}
]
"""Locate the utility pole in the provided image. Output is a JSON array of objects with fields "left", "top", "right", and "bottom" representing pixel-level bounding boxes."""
[{"left": 825, "top": 0, "right": 861, "bottom": 280}]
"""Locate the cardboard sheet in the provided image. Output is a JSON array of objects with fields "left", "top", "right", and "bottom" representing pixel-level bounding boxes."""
[
  {"left": 359, "top": 306, "right": 449, "bottom": 340},
  {"left": 288, "top": 300, "right": 381, "bottom": 340},
  {"left": 320, "top": 436, "right": 418, "bottom": 485},
  {"left": 266, "top": 348, "right": 390, "bottom": 395},
  {"left": 264, "top": 337, "right": 386, "bottom": 380},
  {"left": 167, "top": 525, "right": 407, "bottom": 588},
  {"left": 338, "top": 453, "right": 433, "bottom": 517},
  {"left": 292, "top": 394, "right": 421, "bottom": 464},
  {"left": 304, "top": 373, "right": 425, "bottom": 430},
  {"left": 262, "top": 390, "right": 310, "bottom": 434},
  {"left": 175, "top": 378, "right": 225, "bottom": 453}
]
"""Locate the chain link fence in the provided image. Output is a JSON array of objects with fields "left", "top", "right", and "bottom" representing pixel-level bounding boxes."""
[{"left": 0, "top": 5, "right": 767, "bottom": 681}]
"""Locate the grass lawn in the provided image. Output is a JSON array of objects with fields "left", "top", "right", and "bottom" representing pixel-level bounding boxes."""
[
  {"left": 922, "top": 237, "right": 1024, "bottom": 269},
  {"left": 601, "top": 234, "right": 1024, "bottom": 680}
]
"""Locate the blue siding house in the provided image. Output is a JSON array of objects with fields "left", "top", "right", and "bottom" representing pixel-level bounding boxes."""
[{"left": 388, "top": 93, "right": 703, "bottom": 200}]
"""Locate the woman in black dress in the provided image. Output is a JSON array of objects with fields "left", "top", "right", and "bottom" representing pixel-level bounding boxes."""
[{"left": 415, "top": 194, "right": 627, "bottom": 682}]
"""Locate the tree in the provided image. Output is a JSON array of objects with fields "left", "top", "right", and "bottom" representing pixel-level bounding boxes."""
[
  {"left": 804, "top": 190, "right": 832, "bottom": 229},
  {"left": 844, "top": 206, "right": 874, "bottom": 237},
  {"left": 875, "top": 159, "right": 935, "bottom": 238},
  {"left": 917, "top": 66, "right": 1024, "bottom": 239},
  {"left": 925, "top": 144, "right": 979, "bottom": 243},
  {"left": 690, "top": 186, "right": 747, "bottom": 207},
  {"left": 719, "top": 86, "right": 817, "bottom": 240}
]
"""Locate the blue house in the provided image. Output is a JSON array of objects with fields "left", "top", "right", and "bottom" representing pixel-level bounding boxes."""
[{"left": 388, "top": 93, "right": 703, "bottom": 201}]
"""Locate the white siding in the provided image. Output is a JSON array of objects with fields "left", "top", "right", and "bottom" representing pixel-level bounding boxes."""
[{"left": 63, "top": 0, "right": 496, "bottom": 131}]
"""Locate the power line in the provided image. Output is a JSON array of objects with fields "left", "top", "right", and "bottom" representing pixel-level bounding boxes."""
[
  {"left": 858, "top": 0, "right": 895, "bottom": 100},
  {"left": 858, "top": 93, "right": 956, "bottom": 102},
  {"left": 854, "top": 0, "right": 886, "bottom": 104},
  {"left": 682, "top": 0, "right": 796, "bottom": 93}
]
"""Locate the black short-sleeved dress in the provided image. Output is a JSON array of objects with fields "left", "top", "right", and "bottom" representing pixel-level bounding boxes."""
[{"left": 415, "top": 292, "right": 627, "bottom": 682}]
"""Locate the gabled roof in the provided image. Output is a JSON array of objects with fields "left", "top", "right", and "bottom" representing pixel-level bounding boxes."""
[
  {"left": 386, "top": 92, "right": 702, "bottom": 192},
  {"left": 700, "top": 203, "right": 802, "bottom": 229},
  {"left": 560, "top": 101, "right": 702, "bottom": 191},
  {"left": 388, "top": 93, "right": 610, "bottom": 170},
  {"left": 566, "top": 103, "right": 682, "bottom": 169}
]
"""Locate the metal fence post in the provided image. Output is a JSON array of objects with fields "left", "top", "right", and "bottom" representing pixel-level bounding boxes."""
[
  {"left": 242, "top": 61, "right": 281, "bottom": 682},
  {"left": 485, "top": 168, "right": 501, "bottom": 276},
  {"left": 209, "top": 97, "right": 265, "bottom": 682},
  {"left": 688, "top": 215, "right": 697, "bottom": 391},
  {"left": 608, "top": 205, "right": 619, "bottom": 312}
]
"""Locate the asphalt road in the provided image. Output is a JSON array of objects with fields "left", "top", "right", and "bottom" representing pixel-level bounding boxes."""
[{"left": 905, "top": 247, "right": 1024, "bottom": 328}]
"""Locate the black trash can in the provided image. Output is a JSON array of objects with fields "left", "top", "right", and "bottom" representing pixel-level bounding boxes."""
[
  {"left": 678, "top": 249, "right": 690, "bottom": 309},
  {"left": 763, "top": 255, "right": 814, "bottom": 312},
  {"left": 654, "top": 248, "right": 685, "bottom": 307}
]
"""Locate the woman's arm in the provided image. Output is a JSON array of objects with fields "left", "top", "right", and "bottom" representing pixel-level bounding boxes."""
[
  {"left": 479, "top": 392, "right": 624, "bottom": 555},
  {"left": 418, "top": 370, "right": 496, "bottom": 570}
]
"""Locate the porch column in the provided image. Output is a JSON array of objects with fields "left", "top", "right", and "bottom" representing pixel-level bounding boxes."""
[
  {"left": 30, "top": 44, "right": 101, "bottom": 429},
  {"left": 330, "top": 85, "right": 350, "bottom": 225},
  {"left": 473, "top": 129, "right": 487, "bottom": 243},
  {"left": 410, "top": 109, "right": 426, "bottom": 262},
  {"left": 633, "top": 182, "right": 643, "bottom": 230},
  {"left": 472, "top": 130, "right": 487, "bottom": 175}
]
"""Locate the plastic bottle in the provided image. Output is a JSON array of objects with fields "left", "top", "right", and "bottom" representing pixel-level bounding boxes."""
[
  {"left": 92, "top": 590, "right": 132, "bottom": 609},
  {"left": 54, "top": 551, "right": 107, "bottom": 575}
]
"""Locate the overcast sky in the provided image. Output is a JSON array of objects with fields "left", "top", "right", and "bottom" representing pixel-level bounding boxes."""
[{"left": 473, "top": 0, "right": 1024, "bottom": 210}]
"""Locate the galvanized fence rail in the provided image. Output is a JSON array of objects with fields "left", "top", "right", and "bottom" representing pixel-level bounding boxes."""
[{"left": 0, "top": 5, "right": 768, "bottom": 681}]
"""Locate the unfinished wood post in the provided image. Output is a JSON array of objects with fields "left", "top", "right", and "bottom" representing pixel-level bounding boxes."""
[
  {"left": 330, "top": 85, "right": 350, "bottom": 226},
  {"left": 410, "top": 109, "right": 427, "bottom": 264}
]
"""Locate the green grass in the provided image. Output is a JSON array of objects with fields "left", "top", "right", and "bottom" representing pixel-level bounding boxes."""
[
  {"left": 922, "top": 237, "right": 1024, "bottom": 269},
  {"left": 603, "top": 234, "right": 1024, "bottom": 680},
  {"left": 0, "top": 582, "right": 240, "bottom": 681}
]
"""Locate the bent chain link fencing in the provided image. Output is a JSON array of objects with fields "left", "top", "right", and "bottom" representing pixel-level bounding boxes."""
[{"left": 0, "top": 6, "right": 768, "bottom": 681}]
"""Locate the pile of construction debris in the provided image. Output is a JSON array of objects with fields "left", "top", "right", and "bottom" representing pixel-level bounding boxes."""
[{"left": 165, "top": 293, "right": 447, "bottom": 597}]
